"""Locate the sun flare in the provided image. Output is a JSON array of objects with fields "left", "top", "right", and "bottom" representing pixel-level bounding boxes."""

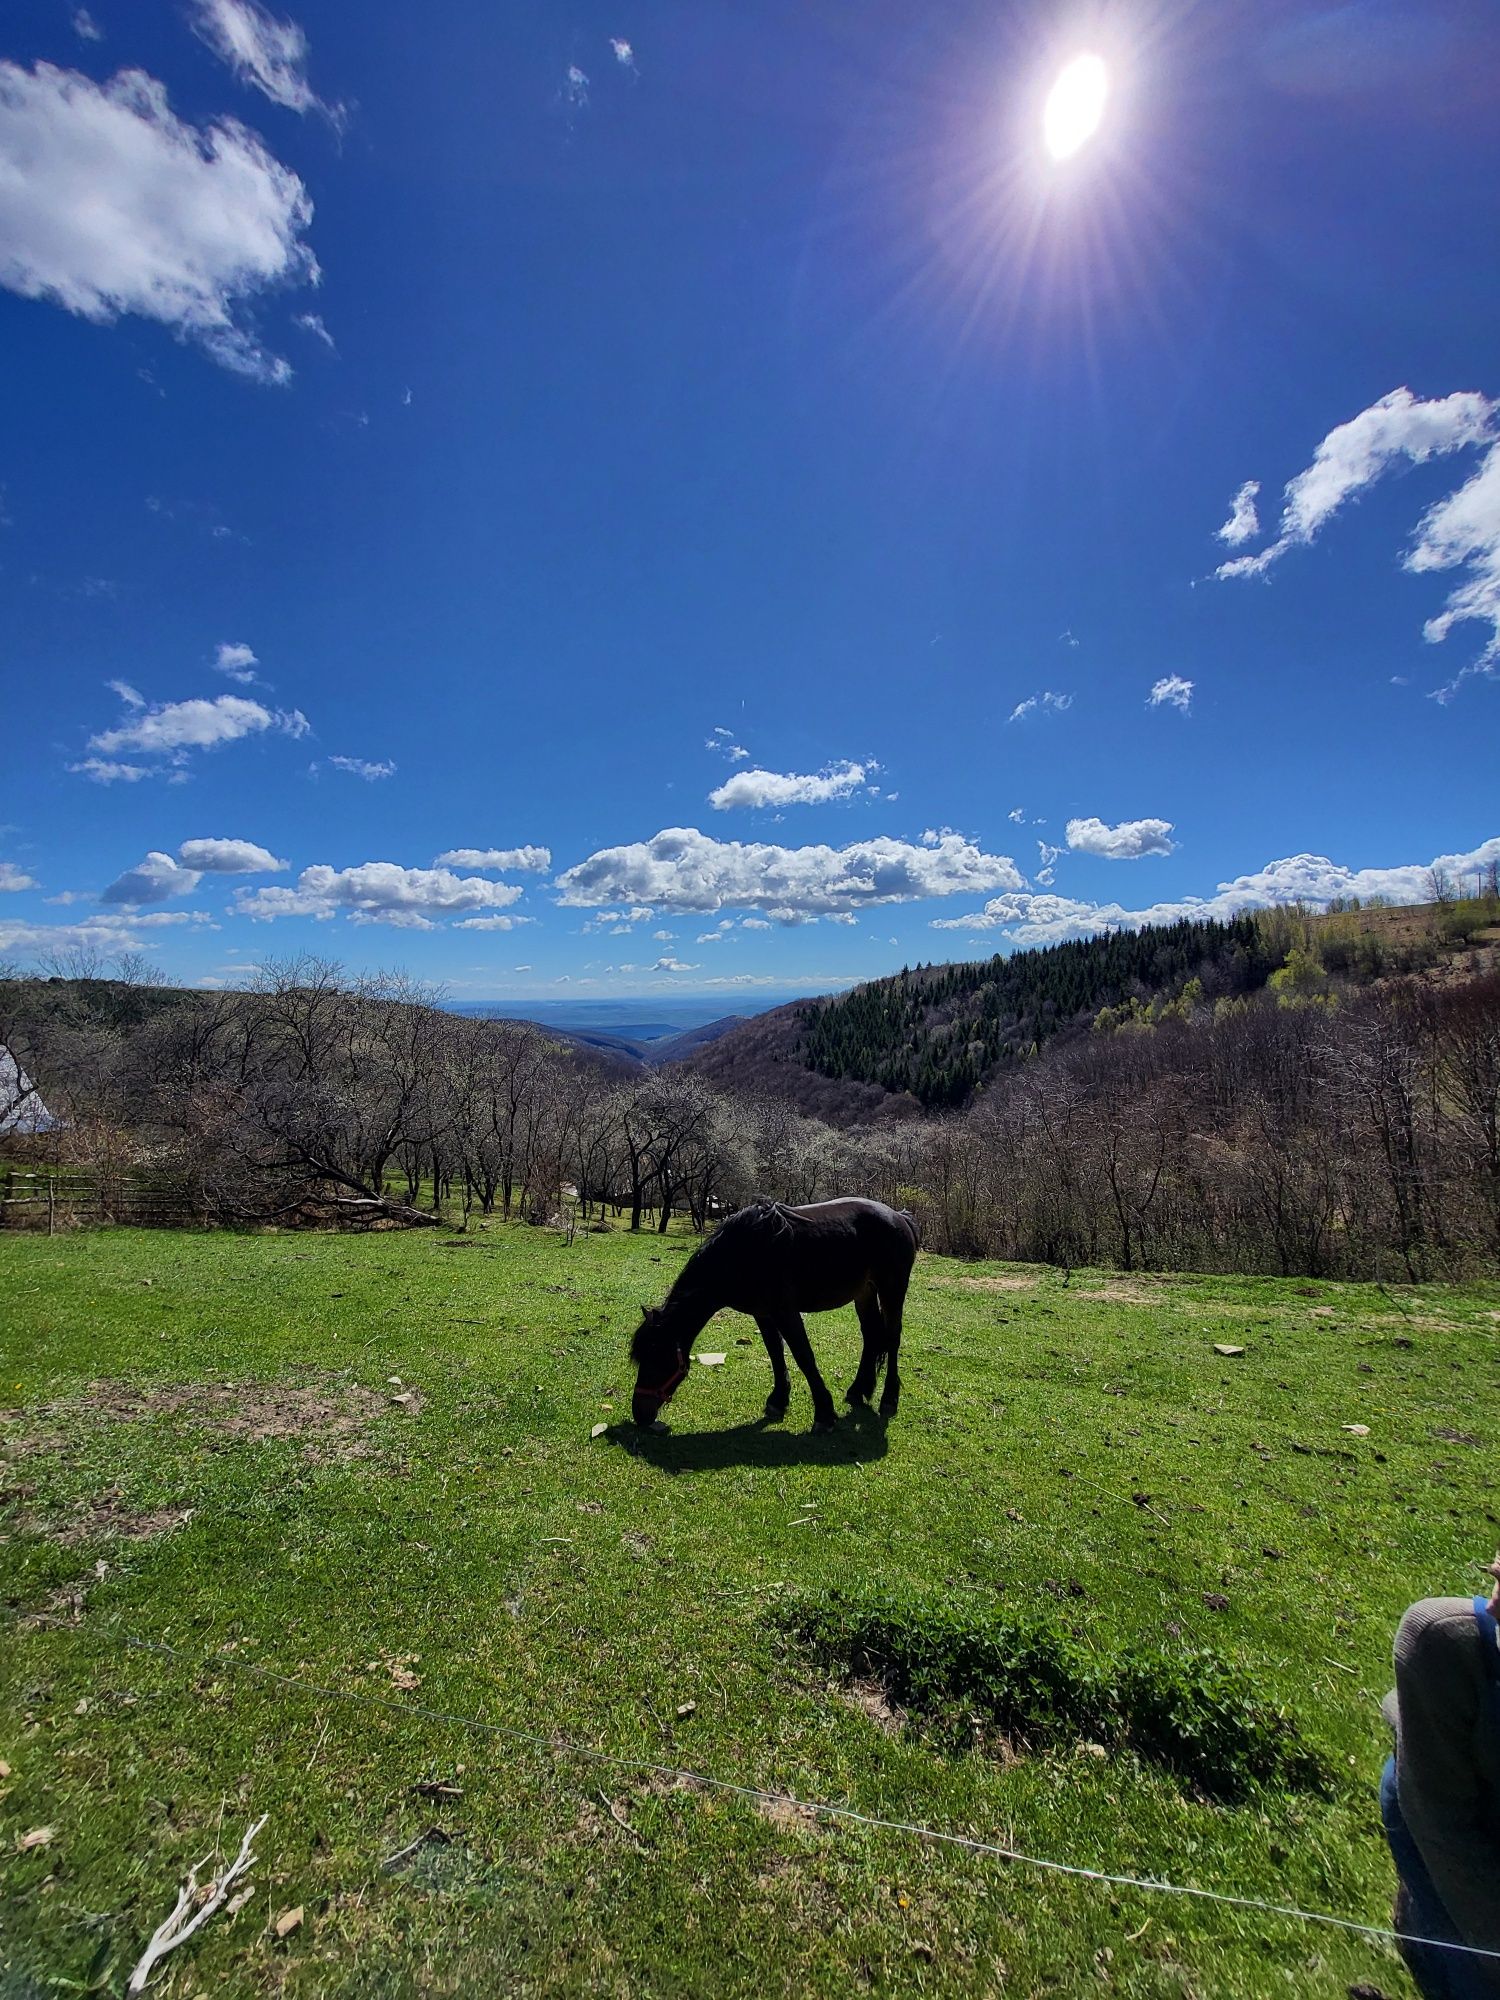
[{"left": 1043, "top": 52, "right": 1108, "bottom": 161}]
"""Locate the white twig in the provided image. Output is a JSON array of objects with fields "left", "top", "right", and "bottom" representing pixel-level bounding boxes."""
[{"left": 126, "top": 1813, "right": 267, "bottom": 1995}]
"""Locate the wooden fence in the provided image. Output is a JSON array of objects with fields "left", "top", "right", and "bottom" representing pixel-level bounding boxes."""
[{"left": 0, "top": 1164, "right": 201, "bottom": 1232}]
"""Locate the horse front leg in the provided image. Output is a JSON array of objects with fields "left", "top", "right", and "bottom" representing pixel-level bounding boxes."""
[
  {"left": 756, "top": 1316, "right": 792, "bottom": 1421},
  {"left": 779, "top": 1312, "right": 839, "bottom": 1433},
  {"left": 846, "top": 1284, "right": 884, "bottom": 1407}
]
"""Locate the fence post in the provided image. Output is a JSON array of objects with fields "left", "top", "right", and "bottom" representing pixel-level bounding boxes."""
[{"left": 47, "top": 1176, "right": 55, "bottom": 1237}]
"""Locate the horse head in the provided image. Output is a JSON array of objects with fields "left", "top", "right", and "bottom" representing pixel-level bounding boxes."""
[{"left": 630, "top": 1303, "right": 688, "bottom": 1427}]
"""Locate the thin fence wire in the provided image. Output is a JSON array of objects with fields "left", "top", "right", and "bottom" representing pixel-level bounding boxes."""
[{"left": 121, "top": 1631, "right": 1500, "bottom": 1968}]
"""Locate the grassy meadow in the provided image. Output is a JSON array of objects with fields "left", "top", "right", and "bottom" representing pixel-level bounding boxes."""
[{"left": 2, "top": 1220, "right": 1498, "bottom": 1997}]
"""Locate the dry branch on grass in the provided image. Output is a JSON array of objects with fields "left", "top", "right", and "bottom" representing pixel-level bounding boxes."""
[{"left": 126, "top": 1813, "right": 266, "bottom": 1995}]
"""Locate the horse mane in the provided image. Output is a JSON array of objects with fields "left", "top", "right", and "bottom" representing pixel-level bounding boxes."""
[{"left": 634, "top": 1201, "right": 794, "bottom": 1356}]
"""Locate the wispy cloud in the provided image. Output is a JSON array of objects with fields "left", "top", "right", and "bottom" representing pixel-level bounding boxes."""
[
  {"left": 68, "top": 757, "right": 149, "bottom": 785},
  {"left": 293, "top": 310, "right": 335, "bottom": 351},
  {"left": 708, "top": 761, "right": 867, "bottom": 811},
  {"left": 327, "top": 755, "right": 395, "bottom": 781},
  {"left": 71, "top": 9, "right": 103, "bottom": 42},
  {"left": 0, "top": 862, "right": 37, "bottom": 892},
  {"left": 1007, "top": 690, "right": 1072, "bottom": 723},
  {"left": 1065, "top": 816, "right": 1177, "bottom": 860},
  {"left": 189, "top": 0, "right": 342, "bottom": 123},
  {"left": 609, "top": 37, "right": 637, "bottom": 71},
  {"left": 0, "top": 58, "right": 317, "bottom": 383},
  {"left": 1215, "top": 386, "right": 1500, "bottom": 702},
  {"left": 1215, "top": 388, "right": 1494, "bottom": 581},
  {"left": 1215, "top": 479, "right": 1260, "bottom": 547},
  {"left": 1147, "top": 675, "right": 1193, "bottom": 713},
  {"left": 107, "top": 678, "right": 144, "bottom": 709}
]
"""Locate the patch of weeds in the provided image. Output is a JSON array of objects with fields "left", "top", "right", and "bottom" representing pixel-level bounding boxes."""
[{"left": 778, "top": 1589, "right": 1328, "bottom": 1801}]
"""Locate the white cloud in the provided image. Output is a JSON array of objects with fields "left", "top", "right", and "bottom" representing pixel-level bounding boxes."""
[
  {"left": 454, "top": 914, "right": 536, "bottom": 932},
  {"left": 0, "top": 61, "right": 318, "bottom": 382},
  {"left": 235, "top": 861, "right": 528, "bottom": 927},
  {"left": 1214, "top": 387, "right": 1500, "bottom": 703},
  {"left": 293, "top": 309, "right": 334, "bottom": 350},
  {"left": 652, "top": 957, "right": 696, "bottom": 974},
  {"left": 740, "top": 917, "right": 771, "bottom": 930},
  {"left": 553, "top": 826, "right": 1024, "bottom": 918},
  {"left": 101, "top": 851, "right": 201, "bottom": 906},
  {"left": 706, "top": 729, "right": 750, "bottom": 761},
  {"left": 1008, "top": 689, "right": 1072, "bottom": 723},
  {"left": 1215, "top": 479, "right": 1260, "bottom": 547},
  {"left": 1216, "top": 388, "right": 1495, "bottom": 582},
  {"left": 90, "top": 693, "right": 307, "bottom": 757},
  {"left": 1148, "top": 674, "right": 1193, "bottom": 713},
  {"left": 72, "top": 10, "right": 103, "bottom": 42},
  {"left": 1407, "top": 441, "right": 1500, "bottom": 700},
  {"left": 433, "top": 846, "right": 552, "bottom": 873},
  {"left": 564, "top": 64, "right": 589, "bottom": 110},
  {"left": 0, "top": 911, "right": 209, "bottom": 963},
  {"left": 933, "top": 836, "right": 1500, "bottom": 946},
  {"left": 327, "top": 755, "right": 396, "bottom": 781},
  {"left": 0, "top": 863, "right": 36, "bottom": 892},
  {"left": 609, "top": 37, "right": 636, "bottom": 69},
  {"left": 708, "top": 761, "right": 866, "bottom": 811},
  {"left": 189, "top": 0, "right": 339, "bottom": 122},
  {"left": 177, "top": 837, "right": 286, "bottom": 873},
  {"left": 67, "top": 757, "right": 149, "bottom": 784},
  {"left": 213, "top": 641, "right": 261, "bottom": 684},
  {"left": 107, "top": 677, "right": 144, "bottom": 708},
  {"left": 1007, "top": 806, "right": 1026, "bottom": 823},
  {"left": 1066, "top": 816, "right": 1177, "bottom": 860}
]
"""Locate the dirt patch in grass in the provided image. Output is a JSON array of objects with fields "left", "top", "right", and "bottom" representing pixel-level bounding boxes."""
[
  {"left": 1074, "top": 1280, "right": 1167, "bottom": 1304},
  {"left": 4, "top": 1376, "right": 389, "bottom": 1464},
  {"left": 55, "top": 1493, "right": 195, "bottom": 1546},
  {"left": 754, "top": 1793, "right": 825, "bottom": 1835},
  {"left": 843, "top": 1678, "right": 904, "bottom": 1735},
  {"left": 928, "top": 1274, "right": 1037, "bottom": 1295}
]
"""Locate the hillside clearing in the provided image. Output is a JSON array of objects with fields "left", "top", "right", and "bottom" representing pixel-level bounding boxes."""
[{"left": 2, "top": 1225, "right": 1497, "bottom": 1997}]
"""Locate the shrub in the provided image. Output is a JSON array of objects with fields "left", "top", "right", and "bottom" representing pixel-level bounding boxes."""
[{"left": 778, "top": 1590, "right": 1327, "bottom": 1801}]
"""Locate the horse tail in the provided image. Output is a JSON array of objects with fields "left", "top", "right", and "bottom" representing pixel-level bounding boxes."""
[{"left": 898, "top": 1206, "right": 921, "bottom": 1254}]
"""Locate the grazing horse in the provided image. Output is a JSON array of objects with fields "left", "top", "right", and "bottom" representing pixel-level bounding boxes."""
[{"left": 630, "top": 1197, "right": 919, "bottom": 1433}]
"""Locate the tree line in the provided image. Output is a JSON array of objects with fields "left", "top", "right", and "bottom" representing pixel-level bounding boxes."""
[{"left": 2, "top": 943, "right": 1498, "bottom": 1281}]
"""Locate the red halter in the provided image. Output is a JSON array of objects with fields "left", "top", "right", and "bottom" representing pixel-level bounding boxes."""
[{"left": 636, "top": 1350, "right": 688, "bottom": 1410}]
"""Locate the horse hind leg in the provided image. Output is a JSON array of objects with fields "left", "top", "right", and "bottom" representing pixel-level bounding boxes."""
[
  {"left": 845, "top": 1284, "right": 885, "bottom": 1407},
  {"left": 876, "top": 1268, "right": 910, "bottom": 1418},
  {"left": 756, "top": 1317, "right": 792, "bottom": 1420}
]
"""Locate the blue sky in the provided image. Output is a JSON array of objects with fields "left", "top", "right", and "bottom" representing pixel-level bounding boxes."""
[{"left": 2, "top": 0, "right": 1498, "bottom": 1002}]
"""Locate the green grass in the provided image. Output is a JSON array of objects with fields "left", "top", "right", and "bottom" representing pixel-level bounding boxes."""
[{"left": 1, "top": 1224, "right": 1497, "bottom": 1998}]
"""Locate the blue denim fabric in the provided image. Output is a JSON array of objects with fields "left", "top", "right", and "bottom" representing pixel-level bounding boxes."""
[{"left": 1380, "top": 1752, "right": 1495, "bottom": 2000}]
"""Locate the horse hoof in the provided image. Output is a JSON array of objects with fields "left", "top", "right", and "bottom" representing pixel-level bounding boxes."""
[
  {"left": 845, "top": 1384, "right": 869, "bottom": 1406},
  {"left": 765, "top": 1398, "right": 789, "bottom": 1422},
  {"left": 878, "top": 1398, "right": 899, "bottom": 1419},
  {"left": 811, "top": 1415, "right": 838, "bottom": 1435}
]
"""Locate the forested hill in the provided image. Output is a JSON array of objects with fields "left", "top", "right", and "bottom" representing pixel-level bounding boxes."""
[
  {"left": 672, "top": 894, "right": 1500, "bottom": 1116},
  {"left": 800, "top": 916, "right": 1270, "bottom": 1107}
]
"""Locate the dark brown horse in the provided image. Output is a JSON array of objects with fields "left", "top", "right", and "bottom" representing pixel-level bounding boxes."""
[{"left": 630, "top": 1197, "right": 919, "bottom": 1432}]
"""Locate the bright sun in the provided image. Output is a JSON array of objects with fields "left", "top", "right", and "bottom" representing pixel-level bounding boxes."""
[{"left": 1043, "top": 53, "right": 1108, "bottom": 161}]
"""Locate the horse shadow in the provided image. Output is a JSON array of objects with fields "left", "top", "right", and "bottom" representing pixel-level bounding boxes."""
[{"left": 611, "top": 1402, "right": 890, "bottom": 1475}]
